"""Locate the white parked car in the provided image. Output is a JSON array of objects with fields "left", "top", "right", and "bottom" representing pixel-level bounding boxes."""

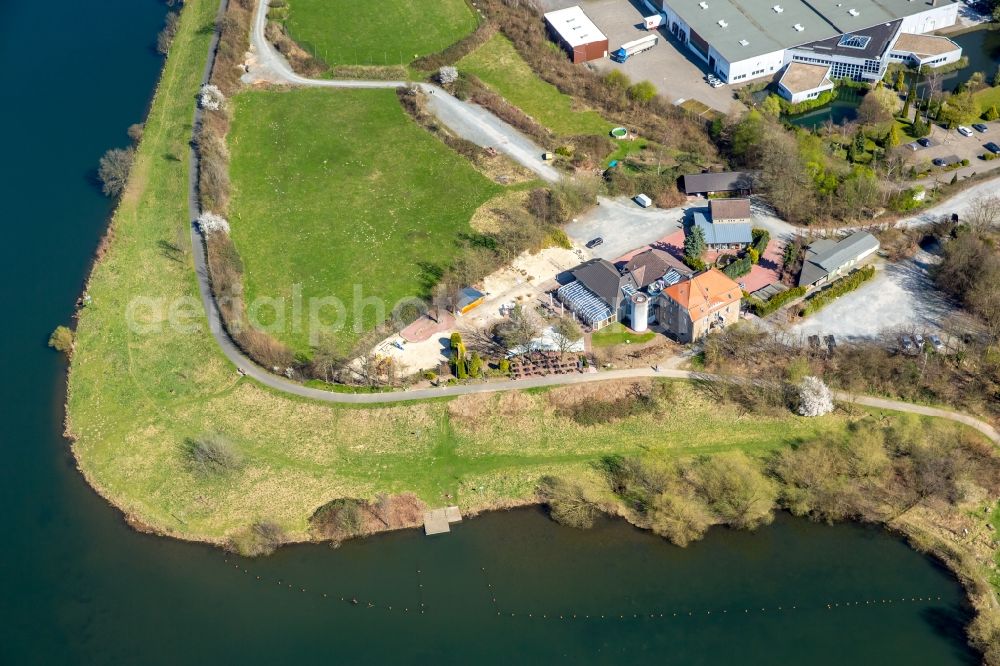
[{"left": 957, "top": 126, "right": 974, "bottom": 137}]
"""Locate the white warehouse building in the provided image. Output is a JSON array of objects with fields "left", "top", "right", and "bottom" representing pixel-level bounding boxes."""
[{"left": 657, "top": 0, "right": 962, "bottom": 90}]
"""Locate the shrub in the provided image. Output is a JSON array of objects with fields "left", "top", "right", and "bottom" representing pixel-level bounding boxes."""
[
  {"left": 800, "top": 265, "right": 876, "bottom": 316},
  {"left": 227, "top": 521, "right": 284, "bottom": 557},
  {"left": 97, "top": 147, "right": 135, "bottom": 197},
  {"left": 184, "top": 432, "right": 243, "bottom": 476},
  {"left": 48, "top": 326, "right": 74, "bottom": 354},
  {"left": 796, "top": 376, "right": 834, "bottom": 416},
  {"left": 984, "top": 105, "right": 999, "bottom": 121},
  {"left": 747, "top": 247, "right": 760, "bottom": 264},
  {"left": 538, "top": 476, "right": 601, "bottom": 528},
  {"left": 626, "top": 81, "right": 657, "bottom": 104},
  {"left": 437, "top": 66, "right": 458, "bottom": 85},
  {"left": 498, "top": 358, "right": 511, "bottom": 374},
  {"left": 750, "top": 228, "right": 770, "bottom": 257},
  {"left": 310, "top": 498, "right": 367, "bottom": 540},
  {"left": 127, "top": 123, "right": 144, "bottom": 144},
  {"left": 156, "top": 11, "right": 180, "bottom": 55},
  {"left": 690, "top": 452, "right": 777, "bottom": 530}
]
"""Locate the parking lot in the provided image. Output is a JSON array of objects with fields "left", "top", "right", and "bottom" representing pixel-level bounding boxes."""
[
  {"left": 564, "top": 196, "right": 685, "bottom": 260},
  {"left": 539, "top": 0, "right": 741, "bottom": 113},
  {"left": 904, "top": 119, "right": 1000, "bottom": 176},
  {"left": 788, "top": 251, "right": 959, "bottom": 342}
]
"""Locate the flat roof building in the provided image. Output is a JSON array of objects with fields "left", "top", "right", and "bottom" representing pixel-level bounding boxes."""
[
  {"left": 544, "top": 6, "right": 609, "bottom": 63},
  {"left": 657, "top": 0, "right": 961, "bottom": 85}
]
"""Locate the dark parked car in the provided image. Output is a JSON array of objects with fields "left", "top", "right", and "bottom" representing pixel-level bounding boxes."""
[
  {"left": 972, "top": 123, "right": 989, "bottom": 133},
  {"left": 985, "top": 142, "right": 1000, "bottom": 155},
  {"left": 933, "top": 157, "right": 947, "bottom": 167},
  {"left": 585, "top": 237, "right": 604, "bottom": 249},
  {"left": 917, "top": 137, "right": 932, "bottom": 148}
]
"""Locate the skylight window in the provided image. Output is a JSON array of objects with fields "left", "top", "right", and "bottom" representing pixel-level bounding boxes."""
[
  {"left": 838, "top": 33, "right": 871, "bottom": 49},
  {"left": 793, "top": 23, "right": 804, "bottom": 31},
  {"left": 718, "top": 19, "right": 728, "bottom": 28},
  {"left": 772, "top": 4, "right": 784, "bottom": 12},
  {"left": 848, "top": 8, "right": 860, "bottom": 16},
  {"left": 699, "top": 1, "right": 709, "bottom": 8},
  {"left": 739, "top": 39, "right": 750, "bottom": 46}
]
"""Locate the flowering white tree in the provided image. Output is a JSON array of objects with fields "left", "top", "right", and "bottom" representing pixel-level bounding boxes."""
[
  {"left": 797, "top": 376, "right": 834, "bottom": 417},
  {"left": 437, "top": 66, "right": 458, "bottom": 85},
  {"left": 198, "top": 84, "right": 225, "bottom": 111},
  {"left": 198, "top": 211, "right": 230, "bottom": 236}
]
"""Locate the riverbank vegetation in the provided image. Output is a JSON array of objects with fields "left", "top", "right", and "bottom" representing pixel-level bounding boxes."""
[{"left": 538, "top": 414, "right": 1000, "bottom": 662}]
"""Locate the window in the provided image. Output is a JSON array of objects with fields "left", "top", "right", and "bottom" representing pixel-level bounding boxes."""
[{"left": 838, "top": 34, "right": 871, "bottom": 49}]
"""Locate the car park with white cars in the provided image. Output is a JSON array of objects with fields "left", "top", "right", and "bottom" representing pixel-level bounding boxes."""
[{"left": 957, "top": 126, "right": 974, "bottom": 137}]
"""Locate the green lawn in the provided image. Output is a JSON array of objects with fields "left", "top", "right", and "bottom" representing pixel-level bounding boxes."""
[
  {"left": 590, "top": 322, "right": 656, "bottom": 347},
  {"left": 285, "top": 0, "right": 477, "bottom": 65},
  {"left": 227, "top": 88, "right": 501, "bottom": 353},
  {"left": 973, "top": 85, "right": 1000, "bottom": 115},
  {"left": 459, "top": 33, "right": 611, "bottom": 136}
]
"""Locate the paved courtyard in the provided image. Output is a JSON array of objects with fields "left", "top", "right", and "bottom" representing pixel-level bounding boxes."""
[
  {"left": 539, "top": 0, "right": 742, "bottom": 113},
  {"left": 564, "top": 196, "right": 685, "bottom": 260}
]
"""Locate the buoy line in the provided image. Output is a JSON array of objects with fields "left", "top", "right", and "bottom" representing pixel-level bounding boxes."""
[{"left": 224, "top": 559, "right": 946, "bottom": 622}]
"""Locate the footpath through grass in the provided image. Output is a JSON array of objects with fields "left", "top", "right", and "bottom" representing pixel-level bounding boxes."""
[
  {"left": 227, "top": 87, "right": 502, "bottom": 353},
  {"left": 459, "top": 33, "right": 611, "bottom": 136},
  {"left": 64, "top": 0, "right": 978, "bottom": 549},
  {"left": 285, "top": 0, "right": 478, "bottom": 66}
]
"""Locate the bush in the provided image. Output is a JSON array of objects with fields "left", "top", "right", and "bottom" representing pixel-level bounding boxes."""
[
  {"left": 626, "top": 81, "right": 657, "bottom": 104},
  {"left": 691, "top": 452, "right": 777, "bottom": 530},
  {"left": 227, "top": 521, "right": 284, "bottom": 557},
  {"left": 184, "top": 432, "right": 243, "bottom": 476},
  {"left": 800, "top": 265, "right": 876, "bottom": 316},
  {"left": 310, "top": 498, "right": 367, "bottom": 540},
  {"left": 156, "top": 11, "right": 180, "bottom": 55},
  {"left": 48, "top": 326, "right": 74, "bottom": 354},
  {"left": 538, "top": 476, "right": 601, "bottom": 528},
  {"left": 747, "top": 247, "right": 760, "bottom": 264},
  {"left": 97, "top": 146, "right": 135, "bottom": 197}
]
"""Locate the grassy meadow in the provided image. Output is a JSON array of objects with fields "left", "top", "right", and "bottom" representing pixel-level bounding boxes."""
[
  {"left": 285, "top": 0, "right": 478, "bottom": 65},
  {"left": 459, "top": 33, "right": 610, "bottom": 136},
  {"left": 590, "top": 322, "right": 656, "bottom": 348},
  {"left": 227, "top": 87, "right": 502, "bottom": 353}
]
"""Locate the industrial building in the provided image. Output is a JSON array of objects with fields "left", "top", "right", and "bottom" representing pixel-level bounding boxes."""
[
  {"left": 544, "top": 6, "right": 609, "bottom": 63},
  {"left": 656, "top": 0, "right": 963, "bottom": 89},
  {"left": 798, "top": 231, "right": 880, "bottom": 288}
]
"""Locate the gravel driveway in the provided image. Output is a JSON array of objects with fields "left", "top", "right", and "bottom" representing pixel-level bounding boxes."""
[{"left": 788, "top": 251, "right": 957, "bottom": 341}]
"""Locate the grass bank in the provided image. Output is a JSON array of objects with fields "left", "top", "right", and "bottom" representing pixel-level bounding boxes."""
[
  {"left": 458, "top": 33, "right": 610, "bottom": 136},
  {"left": 590, "top": 322, "right": 656, "bottom": 348},
  {"left": 227, "top": 87, "right": 502, "bottom": 353},
  {"left": 285, "top": 0, "right": 478, "bottom": 66}
]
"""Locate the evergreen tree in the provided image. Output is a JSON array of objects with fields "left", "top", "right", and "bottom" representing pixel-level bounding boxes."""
[
  {"left": 684, "top": 226, "right": 706, "bottom": 263},
  {"left": 985, "top": 105, "right": 1000, "bottom": 122},
  {"left": 885, "top": 123, "right": 901, "bottom": 149}
]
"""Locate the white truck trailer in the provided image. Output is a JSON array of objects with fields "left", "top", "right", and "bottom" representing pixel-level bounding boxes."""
[{"left": 610, "top": 34, "right": 658, "bottom": 63}]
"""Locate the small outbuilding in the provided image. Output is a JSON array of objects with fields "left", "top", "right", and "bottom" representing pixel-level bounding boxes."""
[
  {"left": 456, "top": 287, "right": 485, "bottom": 315},
  {"left": 544, "top": 6, "right": 609, "bottom": 63},
  {"left": 683, "top": 171, "right": 754, "bottom": 197},
  {"left": 777, "top": 62, "right": 834, "bottom": 104},
  {"left": 798, "top": 231, "right": 880, "bottom": 288}
]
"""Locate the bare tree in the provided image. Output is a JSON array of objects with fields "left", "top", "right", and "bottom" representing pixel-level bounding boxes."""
[
  {"left": 97, "top": 147, "right": 135, "bottom": 197},
  {"left": 964, "top": 195, "right": 1000, "bottom": 231},
  {"left": 497, "top": 304, "right": 539, "bottom": 352}
]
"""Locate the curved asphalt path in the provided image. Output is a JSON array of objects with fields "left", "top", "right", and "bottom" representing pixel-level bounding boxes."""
[{"left": 182, "top": 0, "right": 1000, "bottom": 444}]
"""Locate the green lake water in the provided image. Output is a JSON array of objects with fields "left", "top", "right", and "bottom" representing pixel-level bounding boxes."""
[{"left": 0, "top": 1, "right": 983, "bottom": 663}]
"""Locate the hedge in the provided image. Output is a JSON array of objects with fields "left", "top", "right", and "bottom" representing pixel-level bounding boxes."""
[
  {"left": 800, "top": 265, "right": 876, "bottom": 316},
  {"left": 722, "top": 255, "right": 752, "bottom": 279},
  {"left": 750, "top": 228, "right": 769, "bottom": 260},
  {"left": 746, "top": 285, "right": 807, "bottom": 317}
]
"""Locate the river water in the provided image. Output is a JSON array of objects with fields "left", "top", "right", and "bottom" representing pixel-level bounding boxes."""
[{"left": 0, "top": 1, "right": 981, "bottom": 663}]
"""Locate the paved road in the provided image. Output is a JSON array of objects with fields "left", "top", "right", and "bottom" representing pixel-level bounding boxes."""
[
  {"left": 181, "top": 0, "right": 1000, "bottom": 445},
  {"left": 243, "top": 0, "right": 558, "bottom": 181}
]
